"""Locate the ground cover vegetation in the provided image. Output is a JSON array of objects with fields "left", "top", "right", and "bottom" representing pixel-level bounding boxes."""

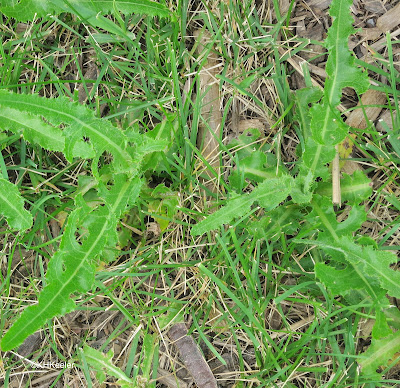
[{"left": 0, "top": 0, "right": 400, "bottom": 386}]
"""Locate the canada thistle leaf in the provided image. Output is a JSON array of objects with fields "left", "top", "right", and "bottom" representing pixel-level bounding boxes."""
[
  {"left": 338, "top": 237, "right": 400, "bottom": 299},
  {"left": 0, "top": 104, "right": 92, "bottom": 158},
  {"left": 229, "top": 151, "right": 285, "bottom": 190},
  {"left": 247, "top": 204, "right": 301, "bottom": 241},
  {"left": 191, "top": 175, "right": 292, "bottom": 236},
  {"left": 316, "top": 170, "right": 373, "bottom": 205},
  {"left": 359, "top": 331, "right": 400, "bottom": 378},
  {"left": 297, "top": 236, "right": 400, "bottom": 300},
  {"left": 315, "top": 262, "right": 389, "bottom": 307},
  {"left": 227, "top": 130, "right": 284, "bottom": 191},
  {"left": 324, "top": 0, "right": 370, "bottom": 107},
  {"left": 0, "top": 178, "right": 33, "bottom": 231},
  {"left": 191, "top": 193, "right": 254, "bottom": 236},
  {"left": 0, "top": 176, "right": 143, "bottom": 351},
  {"left": 314, "top": 263, "right": 365, "bottom": 296},
  {"left": 297, "top": 0, "right": 369, "bottom": 182},
  {"left": 254, "top": 175, "right": 292, "bottom": 210},
  {"left": 80, "top": 346, "right": 135, "bottom": 387},
  {"left": 309, "top": 195, "right": 367, "bottom": 241},
  {"left": 295, "top": 87, "right": 323, "bottom": 139},
  {"left": 0, "top": 0, "right": 170, "bottom": 21},
  {"left": 0, "top": 91, "right": 134, "bottom": 174},
  {"left": 310, "top": 0, "right": 369, "bottom": 146}
]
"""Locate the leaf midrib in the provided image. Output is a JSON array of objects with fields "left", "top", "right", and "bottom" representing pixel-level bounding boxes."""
[
  {"left": 310, "top": 0, "right": 346, "bottom": 171},
  {"left": 2, "top": 179, "right": 132, "bottom": 349},
  {"left": 2, "top": 99, "right": 131, "bottom": 166}
]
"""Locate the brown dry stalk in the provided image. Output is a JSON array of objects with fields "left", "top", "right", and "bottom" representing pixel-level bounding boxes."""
[
  {"left": 194, "top": 29, "right": 222, "bottom": 177},
  {"left": 376, "top": 3, "right": 400, "bottom": 33},
  {"left": 168, "top": 323, "right": 218, "bottom": 388}
]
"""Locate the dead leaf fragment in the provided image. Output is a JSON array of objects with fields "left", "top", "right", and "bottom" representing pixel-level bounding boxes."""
[
  {"left": 377, "top": 109, "right": 397, "bottom": 132},
  {"left": 363, "top": 0, "right": 386, "bottom": 15},
  {"left": 168, "top": 323, "right": 218, "bottom": 388},
  {"left": 17, "top": 332, "right": 42, "bottom": 357},
  {"left": 157, "top": 368, "right": 189, "bottom": 388},
  {"left": 306, "top": 0, "right": 332, "bottom": 11},
  {"left": 238, "top": 119, "right": 266, "bottom": 134},
  {"left": 345, "top": 89, "right": 386, "bottom": 129},
  {"left": 376, "top": 3, "right": 400, "bottom": 32}
]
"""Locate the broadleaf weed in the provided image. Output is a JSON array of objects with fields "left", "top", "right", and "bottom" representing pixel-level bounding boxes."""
[
  {"left": 0, "top": 0, "right": 399, "bottom": 383},
  {"left": 0, "top": 1, "right": 171, "bottom": 352},
  {"left": 190, "top": 0, "right": 400, "bottom": 378}
]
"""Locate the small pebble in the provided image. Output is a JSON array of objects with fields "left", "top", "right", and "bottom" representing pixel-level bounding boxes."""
[{"left": 366, "top": 18, "right": 375, "bottom": 28}]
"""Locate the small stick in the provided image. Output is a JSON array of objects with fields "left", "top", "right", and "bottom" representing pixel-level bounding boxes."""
[
  {"left": 194, "top": 29, "right": 222, "bottom": 180},
  {"left": 168, "top": 323, "right": 217, "bottom": 388}
]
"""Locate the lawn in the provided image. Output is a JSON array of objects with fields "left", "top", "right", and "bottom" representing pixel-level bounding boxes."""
[{"left": 1, "top": 0, "right": 400, "bottom": 387}]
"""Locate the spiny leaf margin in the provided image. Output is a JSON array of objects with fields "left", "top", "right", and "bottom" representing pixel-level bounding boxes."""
[
  {"left": 0, "top": 0, "right": 170, "bottom": 21},
  {"left": 0, "top": 178, "right": 33, "bottom": 231},
  {"left": 191, "top": 175, "right": 292, "bottom": 236},
  {"left": 0, "top": 176, "right": 143, "bottom": 351}
]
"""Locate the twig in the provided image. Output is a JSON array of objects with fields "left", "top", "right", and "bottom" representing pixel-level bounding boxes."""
[{"left": 194, "top": 29, "right": 222, "bottom": 180}]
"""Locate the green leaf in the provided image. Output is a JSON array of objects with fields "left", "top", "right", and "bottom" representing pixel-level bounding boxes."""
[
  {"left": 0, "top": 105, "right": 93, "bottom": 158},
  {"left": 147, "top": 184, "right": 179, "bottom": 231},
  {"left": 141, "top": 332, "right": 158, "bottom": 382},
  {"left": 0, "top": 0, "right": 171, "bottom": 21},
  {"left": 310, "top": 105, "right": 348, "bottom": 146},
  {"left": 296, "top": 0, "right": 369, "bottom": 189},
  {"left": 0, "top": 178, "right": 33, "bottom": 231},
  {"left": 252, "top": 175, "right": 292, "bottom": 210},
  {"left": 315, "top": 263, "right": 365, "bottom": 295},
  {"left": 359, "top": 331, "right": 400, "bottom": 378},
  {"left": 297, "top": 236, "right": 400, "bottom": 300},
  {"left": 0, "top": 90, "right": 134, "bottom": 174},
  {"left": 227, "top": 128, "right": 270, "bottom": 160},
  {"left": 157, "top": 302, "right": 185, "bottom": 331},
  {"left": 295, "top": 86, "right": 323, "bottom": 139},
  {"left": 315, "top": 261, "right": 390, "bottom": 309},
  {"left": 247, "top": 204, "right": 301, "bottom": 241},
  {"left": 191, "top": 175, "right": 292, "bottom": 236},
  {"left": 309, "top": 195, "right": 366, "bottom": 241},
  {"left": 1, "top": 176, "right": 143, "bottom": 351},
  {"left": 325, "top": 0, "right": 370, "bottom": 107},
  {"left": 372, "top": 311, "right": 393, "bottom": 340},
  {"left": 229, "top": 151, "right": 282, "bottom": 190},
  {"left": 316, "top": 170, "right": 373, "bottom": 204},
  {"left": 80, "top": 346, "right": 135, "bottom": 387},
  {"left": 308, "top": 0, "right": 369, "bottom": 146},
  {"left": 302, "top": 138, "right": 335, "bottom": 178},
  {"left": 338, "top": 237, "right": 400, "bottom": 299},
  {"left": 140, "top": 113, "right": 178, "bottom": 173},
  {"left": 191, "top": 193, "right": 255, "bottom": 236},
  {"left": 291, "top": 166, "right": 317, "bottom": 204}
]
